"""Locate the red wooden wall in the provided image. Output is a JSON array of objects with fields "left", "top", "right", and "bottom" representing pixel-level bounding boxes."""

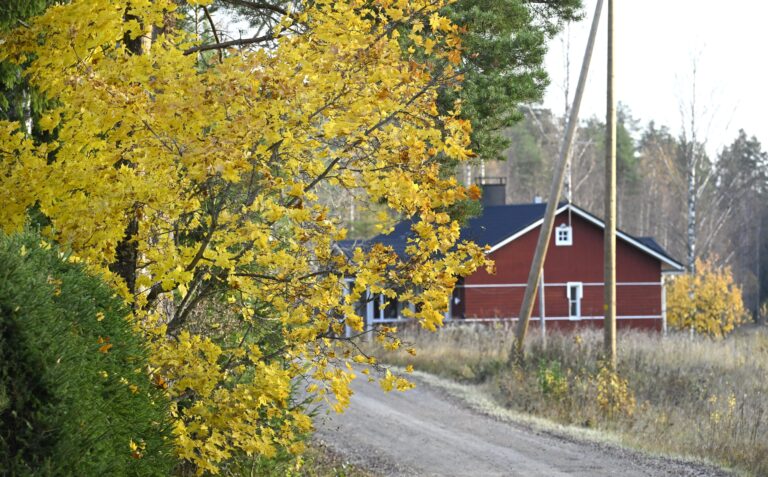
[{"left": 458, "top": 211, "right": 663, "bottom": 332}]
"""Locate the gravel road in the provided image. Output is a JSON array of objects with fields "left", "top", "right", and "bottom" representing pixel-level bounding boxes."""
[{"left": 313, "top": 372, "right": 732, "bottom": 477}]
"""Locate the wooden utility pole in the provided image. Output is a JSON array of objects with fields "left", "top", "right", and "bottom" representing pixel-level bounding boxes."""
[
  {"left": 538, "top": 271, "right": 547, "bottom": 349},
  {"left": 512, "top": 0, "right": 604, "bottom": 361},
  {"left": 603, "top": 0, "right": 617, "bottom": 368}
]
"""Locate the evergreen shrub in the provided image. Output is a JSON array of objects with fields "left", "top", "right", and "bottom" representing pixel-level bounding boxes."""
[{"left": 0, "top": 232, "right": 175, "bottom": 476}]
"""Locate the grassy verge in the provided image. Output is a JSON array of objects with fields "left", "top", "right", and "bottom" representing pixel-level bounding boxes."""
[{"left": 369, "top": 324, "right": 768, "bottom": 476}]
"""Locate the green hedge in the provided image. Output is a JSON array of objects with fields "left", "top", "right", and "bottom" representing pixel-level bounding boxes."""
[{"left": 0, "top": 232, "right": 175, "bottom": 476}]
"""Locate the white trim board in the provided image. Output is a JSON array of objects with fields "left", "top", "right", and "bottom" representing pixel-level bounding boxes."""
[
  {"left": 458, "top": 283, "right": 528, "bottom": 289},
  {"left": 459, "top": 315, "right": 662, "bottom": 322},
  {"left": 560, "top": 282, "right": 662, "bottom": 287},
  {"left": 459, "top": 282, "right": 662, "bottom": 289},
  {"left": 486, "top": 203, "right": 685, "bottom": 272}
]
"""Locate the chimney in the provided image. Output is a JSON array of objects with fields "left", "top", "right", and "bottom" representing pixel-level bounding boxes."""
[{"left": 476, "top": 177, "right": 507, "bottom": 206}]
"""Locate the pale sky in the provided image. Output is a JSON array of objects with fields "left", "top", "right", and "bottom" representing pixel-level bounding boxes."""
[{"left": 542, "top": 1, "right": 768, "bottom": 156}]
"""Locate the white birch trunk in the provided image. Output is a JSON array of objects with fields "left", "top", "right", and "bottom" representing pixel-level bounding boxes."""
[
  {"left": 687, "top": 143, "right": 697, "bottom": 274},
  {"left": 22, "top": 88, "right": 33, "bottom": 135}
]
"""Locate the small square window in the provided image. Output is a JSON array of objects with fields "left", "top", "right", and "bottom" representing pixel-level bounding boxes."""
[{"left": 555, "top": 224, "right": 572, "bottom": 246}]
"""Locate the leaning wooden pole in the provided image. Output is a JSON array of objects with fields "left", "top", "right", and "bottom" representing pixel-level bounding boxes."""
[
  {"left": 603, "top": 0, "right": 617, "bottom": 369},
  {"left": 512, "top": 0, "right": 604, "bottom": 361}
]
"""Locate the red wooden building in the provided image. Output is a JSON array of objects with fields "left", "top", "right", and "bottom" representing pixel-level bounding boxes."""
[
  {"left": 339, "top": 195, "right": 683, "bottom": 333},
  {"left": 451, "top": 201, "right": 684, "bottom": 332}
]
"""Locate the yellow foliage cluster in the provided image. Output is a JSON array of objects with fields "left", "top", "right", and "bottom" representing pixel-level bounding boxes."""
[
  {"left": 706, "top": 393, "right": 738, "bottom": 425},
  {"left": 666, "top": 258, "right": 747, "bottom": 338},
  {"left": 0, "top": 0, "right": 491, "bottom": 472},
  {"left": 595, "top": 366, "right": 636, "bottom": 418},
  {"left": 536, "top": 360, "right": 569, "bottom": 400},
  {"left": 535, "top": 359, "right": 635, "bottom": 419}
]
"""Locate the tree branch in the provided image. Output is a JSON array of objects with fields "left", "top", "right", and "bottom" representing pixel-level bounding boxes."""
[
  {"left": 219, "top": 0, "right": 289, "bottom": 17},
  {"left": 233, "top": 269, "right": 338, "bottom": 282},
  {"left": 202, "top": 6, "right": 223, "bottom": 64},
  {"left": 285, "top": 69, "right": 445, "bottom": 207},
  {"left": 183, "top": 33, "right": 276, "bottom": 56}
]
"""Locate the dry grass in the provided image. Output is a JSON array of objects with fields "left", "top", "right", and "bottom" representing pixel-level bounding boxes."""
[
  {"left": 371, "top": 323, "right": 768, "bottom": 476},
  {"left": 299, "top": 444, "right": 377, "bottom": 477}
]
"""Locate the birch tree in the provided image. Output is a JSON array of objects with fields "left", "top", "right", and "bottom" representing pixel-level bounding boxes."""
[{"left": 677, "top": 59, "right": 720, "bottom": 273}]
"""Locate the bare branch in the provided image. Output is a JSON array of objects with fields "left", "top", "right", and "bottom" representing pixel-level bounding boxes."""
[
  {"left": 183, "top": 33, "right": 276, "bottom": 56},
  {"left": 202, "top": 6, "right": 223, "bottom": 64},
  {"left": 233, "top": 270, "right": 338, "bottom": 282}
]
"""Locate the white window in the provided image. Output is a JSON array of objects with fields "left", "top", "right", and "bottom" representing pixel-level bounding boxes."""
[
  {"left": 373, "top": 294, "right": 400, "bottom": 321},
  {"left": 555, "top": 223, "right": 572, "bottom": 246},
  {"left": 566, "top": 282, "right": 583, "bottom": 320}
]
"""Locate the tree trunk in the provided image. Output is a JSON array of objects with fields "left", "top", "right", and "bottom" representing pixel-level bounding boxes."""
[
  {"left": 110, "top": 210, "right": 140, "bottom": 295},
  {"left": 109, "top": 13, "right": 154, "bottom": 299},
  {"left": 22, "top": 88, "right": 33, "bottom": 135},
  {"left": 687, "top": 142, "right": 697, "bottom": 274}
]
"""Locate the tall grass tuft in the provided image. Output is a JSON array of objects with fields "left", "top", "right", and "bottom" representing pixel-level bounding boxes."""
[{"left": 373, "top": 324, "right": 768, "bottom": 475}]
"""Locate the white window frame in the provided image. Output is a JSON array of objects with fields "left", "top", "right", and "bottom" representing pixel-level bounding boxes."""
[
  {"left": 555, "top": 223, "right": 573, "bottom": 246},
  {"left": 372, "top": 293, "right": 401, "bottom": 322},
  {"left": 566, "top": 282, "right": 583, "bottom": 320},
  {"left": 373, "top": 294, "right": 387, "bottom": 322}
]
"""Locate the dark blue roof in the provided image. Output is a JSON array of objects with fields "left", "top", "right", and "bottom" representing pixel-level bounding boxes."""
[
  {"left": 462, "top": 203, "right": 550, "bottom": 248},
  {"left": 336, "top": 219, "right": 415, "bottom": 257},
  {"left": 337, "top": 203, "right": 555, "bottom": 257},
  {"left": 635, "top": 237, "right": 680, "bottom": 268},
  {"left": 337, "top": 202, "right": 684, "bottom": 271}
]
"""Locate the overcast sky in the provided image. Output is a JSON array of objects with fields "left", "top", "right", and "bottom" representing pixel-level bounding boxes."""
[{"left": 541, "top": 1, "right": 768, "bottom": 156}]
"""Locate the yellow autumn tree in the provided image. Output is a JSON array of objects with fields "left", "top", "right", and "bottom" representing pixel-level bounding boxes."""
[
  {"left": 0, "top": 0, "right": 490, "bottom": 472},
  {"left": 666, "top": 258, "right": 747, "bottom": 338}
]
